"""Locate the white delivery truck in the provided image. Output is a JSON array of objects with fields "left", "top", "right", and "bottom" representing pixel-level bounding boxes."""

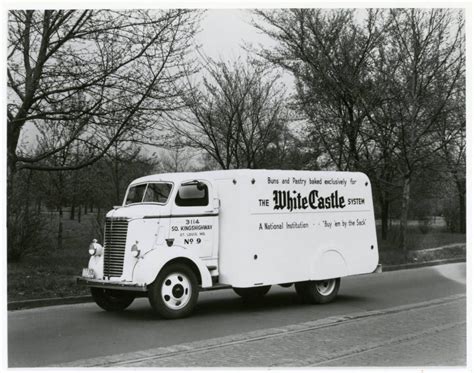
[{"left": 78, "top": 169, "right": 380, "bottom": 318}]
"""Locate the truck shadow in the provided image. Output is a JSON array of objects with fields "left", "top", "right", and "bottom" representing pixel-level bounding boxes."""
[
  {"left": 102, "top": 291, "right": 372, "bottom": 321},
  {"left": 195, "top": 293, "right": 371, "bottom": 317}
]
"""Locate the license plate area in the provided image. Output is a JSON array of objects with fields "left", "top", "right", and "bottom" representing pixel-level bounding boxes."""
[{"left": 82, "top": 268, "right": 95, "bottom": 279}]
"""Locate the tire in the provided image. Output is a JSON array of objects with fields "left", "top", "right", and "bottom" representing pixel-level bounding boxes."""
[
  {"left": 90, "top": 287, "right": 135, "bottom": 311},
  {"left": 233, "top": 285, "right": 271, "bottom": 301},
  {"left": 295, "top": 278, "right": 340, "bottom": 304},
  {"left": 148, "top": 263, "right": 199, "bottom": 319}
]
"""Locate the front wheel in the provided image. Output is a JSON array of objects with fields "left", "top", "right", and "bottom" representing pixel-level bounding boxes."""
[
  {"left": 90, "top": 288, "right": 135, "bottom": 311},
  {"left": 148, "top": 263, "right": 199, "bottom": 319},
  {"left": 295, "top": 278, "right": 340, "bottom": 304},
  {"left": 233, "top": 285, "right": 271, "bottom": 301}
]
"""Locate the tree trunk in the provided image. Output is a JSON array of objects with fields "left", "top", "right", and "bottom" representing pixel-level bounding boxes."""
[
  {"left": 376, "top": 183, "right": 390, "bottom": 240},
  {"left": 78, "top": 204, "right": 82, "bottom": 223},
  {"left": 114, "top": 154, "right": 121, "bottom": 205},
  {"left": 57, "top": 206, "right": 63, "bottom": 250},
  {"left": 70, "top": 203, "right": 75, "bottom": 220},
  {"left": 7, "top": 120, "right": 21, "bottom": 203},
  {"left": 346, "top": 114, "right": 360, "bottom": 171},
  {"left": 380, "top": 198, "right": 389, "bottom": 240},
  {"left": 71, "top": 167, "right": 77, "bottom": 220},
  {"left": 7, "top": 156, "right": 17, "bottom": 212},
  {"left": 25, "top": 170, "right": 32, "bottom": 215},
  {"left": 399, "top": 175, "right": 411, "bottom": 260},
  {"left": 348, "top": 132, "right": 359, "bottom": 170},
  {"left": 24, "top": 171, "right": 33, "bottom": 242},
  {"left": 457, "top": 180, "right": 466, "bottom": 234}
]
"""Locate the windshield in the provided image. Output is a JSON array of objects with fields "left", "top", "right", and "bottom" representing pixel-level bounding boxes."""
[{"left": 125, "top": 183, "right": 172, "bottom": 205}]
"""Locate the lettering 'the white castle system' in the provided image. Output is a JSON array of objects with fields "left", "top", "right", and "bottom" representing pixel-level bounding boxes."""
[{"left": 273, "top": 190, "right": 346, "bottom": 212}]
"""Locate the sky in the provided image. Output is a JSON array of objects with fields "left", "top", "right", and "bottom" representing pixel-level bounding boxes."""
[
  {"left": 195, "top": 9, "right": 294, "bottom": 91},
  {"left": 197, "top": 9, "right": 273, "bottom": 61}
]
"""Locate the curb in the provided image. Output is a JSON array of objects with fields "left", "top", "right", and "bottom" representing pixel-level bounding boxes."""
[
  {"left": 8, "top": 257, "right": 466, "bottom": 311},
  {"left": 8, "top": 295, "right": 92, "bottom": 311},
  {"left": 382, "top": 257, "right": 466, "bottom": 272}
]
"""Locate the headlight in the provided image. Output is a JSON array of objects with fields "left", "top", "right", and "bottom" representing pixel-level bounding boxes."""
[
  {"left": 88, "top": 245, "right": 96, "bottom": 256},
  {"left": 131, "top": 242, "right": 140, "bottom": 258},
  {"left": 88, "top": 239, "right": 103, "bottom": 256}
]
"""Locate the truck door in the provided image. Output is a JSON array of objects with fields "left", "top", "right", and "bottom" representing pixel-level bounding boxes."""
[{"left": 169, "top": 180, "right": 219, "bottom": 259}]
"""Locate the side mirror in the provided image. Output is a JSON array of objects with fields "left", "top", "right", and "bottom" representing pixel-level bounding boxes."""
[
  {"left": 182, "top": 180, "right": 206, "bottom": 190},
  {"left": 197, "top": 181, "right": 205, "bottom": 191}
]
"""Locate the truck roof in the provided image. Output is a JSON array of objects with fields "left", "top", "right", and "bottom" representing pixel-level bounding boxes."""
[
  {"left": 130, "top": 169, "right": 365, "bottom": 185},
  {"left": 130, "top": 169, "right": 252, "bottom": 185}
]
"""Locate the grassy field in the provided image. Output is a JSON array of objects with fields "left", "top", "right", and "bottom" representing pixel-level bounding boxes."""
[
  {"left": 377, "top": 220, "right": 466, "bottom": 265},
  {"left": 8, "top": 258, "right": 90, "bottom": 301},
  {"left": 8, "top": 212, "right": 97, "bottom": 301},
  {"left": 7, "top": 214, "right": 466, "bottom": 302}
]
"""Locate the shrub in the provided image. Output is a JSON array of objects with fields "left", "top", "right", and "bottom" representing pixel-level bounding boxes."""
[
  {"left": 417, "top": 216, "right": 433, "bottom": 234},
  {"left": 442, "top": 197, "right": 459, "bottom": 233},
  {"left": 8, "top": 208, "right": 46, "bottom": 262}
]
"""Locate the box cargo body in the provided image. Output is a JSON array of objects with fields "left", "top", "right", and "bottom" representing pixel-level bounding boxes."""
[{"left": 213, "top": 170, "right": 378, "bottom": 287}]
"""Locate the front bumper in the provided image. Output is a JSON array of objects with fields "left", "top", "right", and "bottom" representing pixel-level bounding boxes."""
[{"left": 76, "top": 277, "right": 148, "bottom": 292}]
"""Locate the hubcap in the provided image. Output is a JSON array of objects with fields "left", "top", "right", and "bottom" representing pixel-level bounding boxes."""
[
  {"left": 315, "top": 279, "right": 336, "bottom": 296},
  {"left": 172, "top": 284, "right": 184, "bottom": 298},
  {"left": 161, "top": 273, "right": 191, "bottom": 310}
]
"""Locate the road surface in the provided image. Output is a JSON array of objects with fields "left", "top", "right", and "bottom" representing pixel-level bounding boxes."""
[{"left": 8, "top": 263, "right": 466, "bottom": 367}]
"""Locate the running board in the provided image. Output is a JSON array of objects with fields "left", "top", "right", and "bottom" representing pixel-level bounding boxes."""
[{"left": 199, "top": 284, "right": 232, "bottom": 292}]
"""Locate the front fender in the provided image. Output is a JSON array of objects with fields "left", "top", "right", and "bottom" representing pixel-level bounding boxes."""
[
  {"left": 88, "top": 254, "right": 104, "bottom": 280},
  {"left": 132, "top": 245, "right": 213, "bottom": 288}
]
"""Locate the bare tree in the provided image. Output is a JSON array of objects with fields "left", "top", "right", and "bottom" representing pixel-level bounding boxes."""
[
  {"left": 380, "top": 9, "right": 465, "bottom": 253},
  {"left": 253, "top": 9, "right": 387, "bottom": 171},
  {"left": 158, "top": 147, "right": 195, "bottom": 172},
  {"left": 7, "top": 9, "right": 201, "bottom": 180},
  {"left": 169, "top": 57, "right": 291, "bottom": 169},
  {"left": 435, "top": 78, "right": 466, "bottom": 233}
]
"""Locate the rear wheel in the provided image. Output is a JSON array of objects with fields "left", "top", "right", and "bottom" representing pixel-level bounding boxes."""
[
  {"left": 148, "top": 263, "right": 199, "bottom": 319},
  {"left": 90, "top": 288, "right": 135, "bottom": 311},
  {"left": 233, "top": 285, "right": 271, "bottom": 301},
  {"left": 295, "top": 278, "right": 340, "bottom": 304}
]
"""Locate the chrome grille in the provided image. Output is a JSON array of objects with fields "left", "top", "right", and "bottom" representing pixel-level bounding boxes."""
[{"left": 103, "top": 217, "right": 128, "bottom": 278}]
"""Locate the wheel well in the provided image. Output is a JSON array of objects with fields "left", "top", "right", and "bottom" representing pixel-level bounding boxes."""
[{"left": 164, "top": 257, "right": 202, "bottom": 285}]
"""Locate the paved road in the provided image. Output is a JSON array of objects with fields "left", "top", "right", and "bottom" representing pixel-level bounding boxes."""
[
  {"left": 61, "top": 294, "right": 465, "bottom": 367},
  {"left": 8, "top": 263, "right": 466, "bottom": 367}
]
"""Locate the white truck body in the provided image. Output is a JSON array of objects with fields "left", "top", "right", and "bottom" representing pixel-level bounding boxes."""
[{"left": 80, "top": 169, "right": 379, "bottom": 317}]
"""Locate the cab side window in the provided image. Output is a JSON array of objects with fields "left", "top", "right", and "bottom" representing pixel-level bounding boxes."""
[{"left": 175, "top": 183, "right": 209, "bottom": 207}]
